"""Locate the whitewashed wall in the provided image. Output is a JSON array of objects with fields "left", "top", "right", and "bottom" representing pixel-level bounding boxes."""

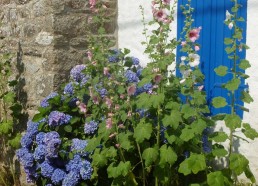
[{"left": 118, "top": 0, "right": 258, "bottom": 183}]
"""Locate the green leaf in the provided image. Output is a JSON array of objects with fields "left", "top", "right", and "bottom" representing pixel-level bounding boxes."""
[
  {"left": 224, "top": 78, "right": 241, "bottom": 91},
  {"left": 149, "top": 93, "right": 165, "bottom": 108},
  {"left": 0, "top": 121, "right": 13, "bottom": 134},
  {"left": 133, "top": 120, "right": 152, "bottom": 143},
  {"left": 178, "top": 154, "right": 206, "bottom": 175},
  {"left": 237, "top": 17, "right": 245, "bottom": 22},
  {"left": 212, "top": 97, "right": 227, "bottom": 108},
  {"left": 231, "top": 6, "right": 238, "bottom": 12},
  {"left": 107, "top": 161, "right": 131, "bottom": 178},
  {"left": 3, "top": 92, "right": 15, "bottom": 103},
  {"left": 212, "top": 147, "right": 228, "bottom": 157},
  {"left": 224, "top": 114, "right": 241, "bottom": 130},
  {"left": 180, "top": 126, "right": 194, "bottom": 142},
  {"left": 229, "top": 153, "right": 249, "bottom": 175},
  {"left": 162, "top": 110, "right": 182, "bottom": 129},
  {"left": 8, "top": 133, "right": 22, "bottom": 149},
  {"left": 242, "top": 123, "right": 258, "bottom": 140},
  {"left": 118, "top": 132, "right": 133, "bottom": 150},
  {"left": 239, "top": 59, "right": 251, "bottom": 70},
  {"left": 102, "top": 146, "right": 117, "bottom": 159},
  {"left": 159, "top": 145, "right": 177, "bottom": 167},
  {"left": 244, "top": 166, "right": 256, "bottom": 183},
  {"left": 241, "top": 91, "right": 253, "bottom": 104},
  {"left": 142, "top": 147, "right": 159, "bottom": 167},
  {"left": 181, "top": 104, "right": 197, "bottom": 119},
  {"left": 92, "top": 149, "right": 107, "bottom": 167},
  {"left": 64, "top": 125, "right": 72, "bottom": 133},
  {"left": 207, "top": 171, "right": 225, "bottom": 186},
  {"left": 224, "top": 38, "right": 233, "bottom": 45},
  {"left": 191, "top": 119, "right": 207, "bottom": 135},
  {"left": 214, "top": 66, "right": 228, "bottom": 76},
  {"left": 210, "top": 132, "right": 228, "bottom": 142}
]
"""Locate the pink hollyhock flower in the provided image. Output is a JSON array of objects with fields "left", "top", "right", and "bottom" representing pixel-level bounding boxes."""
[
  {"left": 162, "top": 0, "right": 171, "bottom": 5},
  {"left": 154, "top": 9, "right": 168, "bottom": 22},
  {"left": 225, "top": 10, "right": 232, "bottom": 21},
  {"left": 120, "top": 94, "right": 125, "bottom": 99},
  {"left": 87, "top": 51, "right": 93, "bottom": 61},
  {"left": 106, "top": 118, "right": 112, "bottom": 129},
  {"left": 188, "top": 27, "right": 201, "bottom": 42},
  {"left": 78, "top": 103, "right": 87, "bottom": 113},
  {"left": 189, "top": 53, "right": 200, "bottom": 67},
  {"left": 103, "top": 67, "right": 109, "bottom": 76},
  {"left": 228, "top": 22, "right": 233, "bottom": 30},
  {"left": 127, "top": 84, "right": 136, "bottom": 96},
  {"left": 115, "top": 104, "right": 120, "bottom": 110},
  {"left": 105, "top": 97, "right": 113, "bottom": 109},
  {"left": 194, "top": 45, "right": 200, "bottom": 51},
  {"left": 181, "top": 41, "right": 187, "bottom": 46},
  {"left": 154, "top": 74, "right": 162, "bottom": 84},
  {"left": 89, "top": 0, "right": 96, "bottom": 8},
  {"left": 92, "top": 95, "right": 100, "bottom": 104}
]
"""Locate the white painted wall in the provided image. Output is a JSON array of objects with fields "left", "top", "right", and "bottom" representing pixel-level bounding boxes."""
[{"left": 118, "top": 0, "right": 258, "bottom": 183}]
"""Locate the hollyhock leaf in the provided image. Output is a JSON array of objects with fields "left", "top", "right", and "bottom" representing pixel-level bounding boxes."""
[
  {"left": 239, "top": 59, "right": 251, "bottom": 70},
  {"left": 92, "top": 149, "right": 107, "bottom": 167},
  {"left": 224, "top": 38, "right": 233, "bottom": 45},
  {"left": 133, "top": 121, "right": 152, "bottom": 143},
  {"left": 224, "top": 78, "right": 240, "bottom": 91},
  {"left": 244, "top": 166, "right": 256, "bottom": 183},
  {"left": 214, "top": 66, "right": 228, "bottom": 76},
  {"left": 181, "top": 104, "right": 197, "bottom": 119},
  {"left": 163, "top": 110, "right": 182, "bottom": 129},
  {"left": 159, "top": 145, "right": 177, "bottom": 167},
  {"left": 210, "top": 132, "right": 228, "bottom": 142},
  {"left": 180, "top": 126, "right": 194, "bottom": 142},
  {"left": 237, "top": 17, "right": 245, "bottom": 22},
  {"left": 224, "top": 114, "right": 241, "bottom": 130},
  {"left": 178, "top": 154, "right": 206, "bottom": 175},
  {"left": 191, "top": 119, "right": 206, "bottom": 135},
  {"left": 229, "top": 153, "right": 248, "bottom": 175},
  {"left": 242, "top": 123, "right": 258, "bottom": 140},
  {"left": 212, "top": 97, "right": 227, "bottom": 108},
  {"left": 136, "top": 93, "right": 152, "bottom": 109},
  {"left": 118, "top": 132, "right": 133, "bottom": 151},
  {"left": 150, "top": 93, "right": 165, "bottom": 108},
  {"left": 142, "top": 147, "right": 159, "bottom": 167},
  {"left": 207, "top": 171, "right": 225, "bottom": 186},
  {"left": 107, "top": 161, "right": 131, "bottom": 178},
  {"left": 241, "top": 91, "right": 253, "bottom": 103},
  {"left": 102, "top": 146, "right": 117, "bottom": 159},
  {"left": 165, "top": 101, "right": 180, "bottom": 110},
  {"left": 212, "top": 144, "right": 228, "bottom": 157}
]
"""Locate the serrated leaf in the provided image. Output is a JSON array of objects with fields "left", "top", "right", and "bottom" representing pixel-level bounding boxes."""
[
  {"left": 212, "top": 97, "right": 227, "bottom": 108},
  {"left": 224, "top": 78, "right": 241, "bottom": 91},
  {"left": 214, "top": 66, "right": 228, "bottom": 76},
  {"left": 224, "top": 114, "right": 241, "bottom": 130},
  {"left": 107, "top": 161, "right": 131, "bottom": 178},
  {"left": 210, "top": 132, "right": 228, "bottom": 142},
  {"left": 92, "top": 149, "right": 107, "bottom": 167},
  {"left": 162, "top": 110, "right": 182, "bottom": 129},
  {"left": 229, "top": 153, "right": 249, "bottom": 175},
  {"left": 133, "top": 120, "right": 152, "bottom": 143},
  {"left": 207, "top": 171, "right": 225, "bottom": 186},
  {"left": 242, "top": 123, "right": 258, "bottom": 140},
  {"left": 241, "top": 91, "right": 253, "bottom": 104},
  {"left": 142, "top": 147, "right": 159, "bottom": 167},
  {"left": 103, "top": 146, "right": 117, "bottom": 159},
  {"left": 180, "top": 126, "right": 194, "bottom": 142},
  {"left": 178, "top": 154, "right": 206, "bottom": 175},
  {"left": 0, "top": 121, "right": 13, "bottom": 134},
  {"left": 149, "top": 93, "right": 165, "bottom": 108},
  {"left": 239, "top": 59, "right": 251, "bottom": 70},
  {"left": 118, "top": 132, "right": 133, "bottom": 150},
  {"left": 191, "top": 119, "right": 206, "bottom": 135},
  {"left": 181, "top": 104, "right": 197, "bottom": 119},
  {"left": 159, "top": 145, "right": 177, "bottom": 167}
]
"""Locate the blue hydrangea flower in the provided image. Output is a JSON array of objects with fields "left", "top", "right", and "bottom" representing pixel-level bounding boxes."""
[
  {"left": 143, "top": 83, "right": 153, "bottom": 91},
  {"left": 80, "top": 76, "right": 89, "bottom": 86},
  {"left": 16, "top": 148, "right": 34, "bottom": 168},
  {"left": 45, "top": 184, "right": 53, "bottom": 186},
  {"left": 125, "top": 70, "right": 139, "bottom": 83},
  {"left": 36, "top": 132, "right": 45, "bottom": 145},
  {"left": 46, "top": 138, "right": 61, "bottom": 159},
  {"left": 40, "top": 161, "right": 55, "bottom": 178},
  {"left": 64, "top": 82, "right": 75, "bottom": 95},
  {"left": 131, "top": 57, "right": 140, "bottom": 65},
  {"left": 84, "top": 121, "right": 98, "bottom": 134},
  {"left": 202, "top": 128, "right": 212, "bottom": 153},
  {"left": 34, "top": 145, "right": 46, "bottom": 161},
  {"left": 108, "top": 49, "right": 120, "bottom": 63},
  {"left": 24, "top": 165, "right": 39, "bottom": 183},
  {"left": 44, "top": 131, "right": 60, "bottom": 144},
  {"left": 97, "top": 88, "right": 108, "bottom": 98},
  {"left": 80, "top": 160, "right": 93, "bottom": 180},
  {"left": 70, "top": 65, "right": 86, "bottom": 82},
  {"left": 136, "top": 67, "right": 143, "bottom": 77},
  {"left": 48, "top": 111, "right": 72, "bottom": 127},
  {"left": 66, "top": 155, "right": 83, "bottom": 173},
  {"left": 69, "top": 97, "right": 79, "bottom": 107},
  {"left": 51, "top": 168, "right": 66, "bottom": 185},
  {"left": 71, "top": 138, "right": 88, "bottom": 152},
  {"left": 20, "top": 133, "right": 33, "bottom": 148},
  {"left": 40, "top": 92, "right": 59, "bottom": 108},
  {"left": 62, "top": 171, "right": 80, "bottom": 186}
]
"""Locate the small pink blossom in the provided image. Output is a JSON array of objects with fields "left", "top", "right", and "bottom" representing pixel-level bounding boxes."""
[
  {"left": 154, "top": 74, "right": 162, "bottom": 84},
  {"left": 188, "top": 27, "right": 201, "bottom": 42},
  {"left": 154, "top": 9, "right": 168, "bottom": 23},
  {"left": 106, "top": 118, "right": 112, "bottom": 129},
  {"left": 105, "top": 97, "right": 113, "bottom": 109},
  {"left": 194, "top": 45, "right": 200, "bottom": 51},
  {"left": 115, "top": 104, "right": 120, "bottom": 110},
  {"left": 103, "top": 67, "right": 109, "bottom": 76},
  {"left": 108, "top": 112, "right": 114, "bottom": 117},
  {"left": 78, "top": 103, "right": 87, "bottom": 113},
  {"left": 120, "top": 94, "right": 125, "bottom": 99},
  {"left": 115, "top": 144, "right": 120, "bottom": 148},
  {"left": 118, "top": 124, "right": 125, "bottom": 129},
  {"left": 181, "top": 41, "right": 187, "bottom": 46},
  {"left": 89, "top": 0, "right": 96, "bottom": 8},
  {"left": 127, "top": 84, "right": 136, "bottom": 96},
  {"left": 162, "top": 0, "right": 171, "bottom": 5},
  {"left": 228, "top": 22, "right": 233, "bottom": 30},
  {"left": 127, "top": 111, "right": 132, "bottom": 117},
  {"left": 87, "top": 51, "right": 93, "bottom": 61},
  {"left": 92, "top": 95, "right": 100, "bottom": 104},
  {"left": 91, "top": 61, "right": 97, "bottom": 66},
  {"left": 198, "top": 85, "right": 204, "bottom": 91}
]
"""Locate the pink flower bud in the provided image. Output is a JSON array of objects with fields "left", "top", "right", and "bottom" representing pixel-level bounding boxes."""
[
  {"left": 118, "top": 124, "right": 125, "bottom": 129},
  {"left": 154, "top": 74, "right": 162, "bottom": 84},
  {"left": 194, "top": 45, "right": 200, "bottom": 51},
  {"left": 109, "top": 133, "right": 117, "bottom": 138},
  {"left": 115, "top": 144, "right": 120, "bottom": 148},
  {"left": 115, "top": 104, "right": 120, "bottom": 110},
  {"left": 103, "top": 67, "right": 109, "bottom": 76},
  {"left": 120, "top": 94, "right": 125, "bottom": 99},
  {"left": 127, "top": 84, "right": 136, "bottom": 96},
  {"left": 181, "top": 41, "right": 187, "bottom": 46},
  {"left": 106, "top": 118, "right": 112, "bottom": 129},
  {"left": 78, "top": 103, "right": 87, "bottom": 113}
]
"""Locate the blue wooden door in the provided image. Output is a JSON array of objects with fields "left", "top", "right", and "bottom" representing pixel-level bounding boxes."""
[{"left": 177, "top": 0, "right": 247, "bottom": 118}]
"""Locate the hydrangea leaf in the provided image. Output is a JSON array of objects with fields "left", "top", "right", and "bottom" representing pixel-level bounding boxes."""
[
  {"left": 142, "top": 147, "right": 159, "bottom": 167},
  {"left": 159, "top": 145, "right": 177, "bottom": 167},
  {"left": 224, "top": 114, "right": 241, "bottom": 130},
  {"left": 214, "top": 66, "right": 228, "bottom": 76},
  {"left": 178, "top": 154, "right": 206, "bottom": 175},
  {"left": 212, "top": 97, "right": 227, "bottom": 108},
  {"left": 224, "top": 78, "right": 240, "bottom": 91},
  {"left": 241, "top": 91, "right": 253, "bottom": 104},
  {"left": 133, "top": 121, "right": 152, "bottom": 143},
  {"left": 242, "top": 123, "right": 258, "bottom": 140},
  {"left": 229, "top": 153, "right": 249, "bottom": 175},
  {"left": 207, "top": 171, "right": 225, "bottom": 186},
  {"left": 239, "top": 59, "right": 251, "bottom": 70},
  {"left": 210, "top": 132, "right": 228, "bottom": 142}
]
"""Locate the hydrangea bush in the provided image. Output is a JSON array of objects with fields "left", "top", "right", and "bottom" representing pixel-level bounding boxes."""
[{"left": 16, "top": 0, "right": 258, "bottom": 185}]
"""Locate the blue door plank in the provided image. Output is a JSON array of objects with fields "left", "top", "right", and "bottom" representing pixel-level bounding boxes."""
[{"left": 177, "top": 0, "right": 247, "bottom": 118}]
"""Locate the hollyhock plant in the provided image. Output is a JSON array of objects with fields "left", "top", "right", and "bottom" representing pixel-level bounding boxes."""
[{"left": 188, "top": 27, "right": 201, "bottom": 42}]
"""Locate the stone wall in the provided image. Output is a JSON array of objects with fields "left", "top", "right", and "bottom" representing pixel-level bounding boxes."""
[{"left": 0, "top": 0, "right": 118, "bottom": 116}]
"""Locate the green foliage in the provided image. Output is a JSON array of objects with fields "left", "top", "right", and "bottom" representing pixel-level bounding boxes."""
[
  {"left": 212, "top": 97, "right": 227, "bottom": 108},
  {"left": 178, "top": 154, "right": 206, "bottom": 175}
]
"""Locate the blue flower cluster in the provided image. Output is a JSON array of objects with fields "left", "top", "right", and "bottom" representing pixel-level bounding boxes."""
[
  {"left": 70, "top": 64, "right": 87, "bottom": 82},
  {"left": 64, "top": 82, "right": 75, "bottom": 95},
  {"left": 84, "top": 120, "right": 98, "bottom": 134},
  {"left": 108, "top": 49, "right": 121, "bottom": 63},
  {"left": 125, "top": 70, "right": 139, "bottom": 83},
  {"left": 48, "top": 111, "right": 72, "bottom": 127},
  {"left": 40, "top": 92, "right": 59, "bottom": 108},
  {"left": 131, "top": 57, "right": 140, "bottom": 65}
]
